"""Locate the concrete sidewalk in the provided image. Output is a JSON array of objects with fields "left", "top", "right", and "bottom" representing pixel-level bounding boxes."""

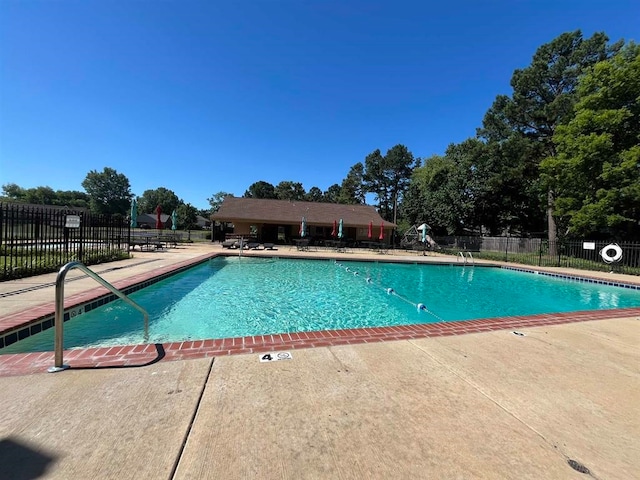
[{"left": 1, "top": 243, "right": 639, "bottom": 478}]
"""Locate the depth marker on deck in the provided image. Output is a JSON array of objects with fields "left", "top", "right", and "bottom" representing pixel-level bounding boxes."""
[{"left": 259, "top": 352, "right": 293, "bottom": 362}]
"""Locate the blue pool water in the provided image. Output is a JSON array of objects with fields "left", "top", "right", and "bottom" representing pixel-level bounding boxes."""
[{"left": 4, "top": 257, "right": 640, "bottom": 353}]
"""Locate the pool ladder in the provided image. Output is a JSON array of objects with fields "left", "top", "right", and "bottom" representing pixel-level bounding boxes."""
[
  {"left": 457, "top": 251, "right": 475, "bottom": 265},
  {"left": 48, "top": 261, "right": 149, "bottom": 373}
]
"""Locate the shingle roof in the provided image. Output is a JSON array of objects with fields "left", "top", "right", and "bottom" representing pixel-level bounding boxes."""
[
  {"left": 137, "top": 213, "right": 170, "bottom": 223},
  {"left": 212, "top": 197, "right": 395, "bottom": 228}
]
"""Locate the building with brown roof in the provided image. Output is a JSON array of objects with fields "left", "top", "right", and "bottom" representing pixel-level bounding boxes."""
[
  {"left": 211, "top": 197, "right": 396, "bottom": 244},
  {"left": 135, "top": 213, "right": 172, "bottom": 229}
]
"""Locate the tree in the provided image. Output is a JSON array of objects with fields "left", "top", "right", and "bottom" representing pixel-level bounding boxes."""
[
  {"left": 176, "top": 203, "right": 199, "bottom": 231},
  {"left": 244, "top": 181, "right": 276, "bottom": 199},
  {"left": 24, "top": 186, "right": 56, "bottom": 205},
  {"left": 479, "top": 31, "right": 618, "bottom": 243},
  {"left": 541, "top": 43, "right": 640, "bottom": 238},
  {"left": 81, "top": 167, "right": 133, "bottom": 215},
  {"left": 1, "top": 183, "right": 90, "bottom": 208},
  {"left": 402, "top": 157, "right": 438, "bottom": 229},
  {"left": 402, "top": 139, "right": 544, "bottom": 236},
  {"left": 274, "top": 181, "right": 305, "bottom": 201},
  {"left": 363, "top": 145, "right": 418, "bottom": 221},
  {"left": 207, "top": 191, "right": 233, "bottom": 213},
  {"left": 338, "top": 163, "right": 365, "bottom": 204},
  {"left": 323, "top": 184, "right": 341, "bottom": 203},
  {"left": 449, "top": 137, "right": 543, "bottom": 235},
  {"left": 305, "top": 186, "right": 324, "bottom": 202},
  {"left": 403, "top": 154, "right": 470, "bottom": 235},
  {"left": 3, "top": 185, "right": 56, "bottom": 204},
  {"left": 363, "top": 149, "right": 386, "bottom": 211},
  {"left": 485, "top": 136, "right": 545, "bottom": 234},
  {"left": 441, "top": 140, "right": 487, "bottom": 234},
  {"left": 54, "top": 189, "right": 90, "bottom": 208},
  {"left": 2, "top": 183, "right": 26, "bottom": 200},
  {"left": 137, "top": 187, "right": 180, "bottom": 214}
]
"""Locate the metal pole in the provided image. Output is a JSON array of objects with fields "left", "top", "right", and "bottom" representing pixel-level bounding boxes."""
[
  {"left": 78, "top": 213, "right": 84, "bottom": 263},
  {"left": 49, "top": 260, "right": 150, "bottom": 373},
  {"left": 50, "top": 261, "right": 73, "bottom": 372},
  {"left": 538, "top": 238, "right": 543, "bottom": 266}
]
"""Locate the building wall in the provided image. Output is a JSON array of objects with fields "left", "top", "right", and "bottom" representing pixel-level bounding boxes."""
[
  {"left": 230, "top": 221, "right": 391, "bottom": 243},
  {"left": 231, "top": 221, "right": 254, "bottom": 236}
]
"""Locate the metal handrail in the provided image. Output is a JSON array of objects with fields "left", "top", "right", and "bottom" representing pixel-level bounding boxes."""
[
  {"left": 456, "top": 251, "right": 475, "bottom": 265},
  {"left": 48, "top": 261, "right": 149, "bottom": 373}
]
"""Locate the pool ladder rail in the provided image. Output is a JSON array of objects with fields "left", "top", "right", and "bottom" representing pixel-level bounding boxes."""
[
  {"left": 48, "top": 261, "right": 150, "bottom": 373},
  {"left": 457, "top": 251, "right": 475, "bottom": 265}
]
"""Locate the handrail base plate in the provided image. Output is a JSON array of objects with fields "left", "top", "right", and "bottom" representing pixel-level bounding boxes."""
[{"left": 48, "top": 365, "right": 70, "bottom": 373}]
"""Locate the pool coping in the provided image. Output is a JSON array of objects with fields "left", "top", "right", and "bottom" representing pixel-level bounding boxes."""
[{"left": 1, "top": 252, "right": 640, "bottom": 376}]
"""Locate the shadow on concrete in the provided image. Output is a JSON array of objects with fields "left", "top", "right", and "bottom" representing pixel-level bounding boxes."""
[
  {"left": 0, "top": 437, "right": 57, "bottom": 480},
  {"left": 70, "top": 343, "right": 166, "bottom": 371}
]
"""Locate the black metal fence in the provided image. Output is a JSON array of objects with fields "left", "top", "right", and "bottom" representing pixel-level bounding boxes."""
[
  {"left": 1, "top": 203, "right": 130, "bottom": 281},
  {"left": 435, "top": 236, "right": 640, "bottom": 276}
]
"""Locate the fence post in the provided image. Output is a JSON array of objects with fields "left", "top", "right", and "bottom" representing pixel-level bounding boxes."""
[
  {"left": 538, "top": 239, "right": 543, "bottom": 266},
  {"left": 504, "top": 236, "right": 509, "bottom": 262},
  {"left": 78, "top": 212, "right": 84, "bottom": 263}
]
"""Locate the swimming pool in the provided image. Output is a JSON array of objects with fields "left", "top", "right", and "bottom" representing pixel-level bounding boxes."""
[{"left": 4, "top": 256, "right": 640, "bottom": 354}]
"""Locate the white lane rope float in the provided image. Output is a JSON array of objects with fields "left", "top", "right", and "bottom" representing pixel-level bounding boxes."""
[{"left": 334, "top": 260, "right": 444, "bottom": 322}]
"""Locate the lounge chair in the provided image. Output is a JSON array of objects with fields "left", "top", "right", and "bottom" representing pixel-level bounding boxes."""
[{"left": 295, "top": 238, "right": 310, "bottom": 251}]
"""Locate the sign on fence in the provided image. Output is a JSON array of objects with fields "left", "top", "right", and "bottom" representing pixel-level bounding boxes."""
[{"left": 65, "top": 215, "right": 81, "bottom": 228}]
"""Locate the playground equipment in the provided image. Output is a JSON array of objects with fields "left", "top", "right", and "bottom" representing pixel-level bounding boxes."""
[{"left": 401, "top": 223, "right": 438, "bottom": 251}]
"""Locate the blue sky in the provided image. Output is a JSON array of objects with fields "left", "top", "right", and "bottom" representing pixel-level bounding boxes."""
[{"left": 1, "top": 0, "right": 638, "bottom": 211}]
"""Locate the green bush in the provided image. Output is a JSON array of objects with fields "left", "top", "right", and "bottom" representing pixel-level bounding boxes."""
[{"left": 0, "top": 249, "right": 131, "bottom": 281}]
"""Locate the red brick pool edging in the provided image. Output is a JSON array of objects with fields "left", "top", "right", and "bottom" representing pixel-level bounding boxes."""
[{"left": 2, "top": 307, "right": 639, "bottom": 377}]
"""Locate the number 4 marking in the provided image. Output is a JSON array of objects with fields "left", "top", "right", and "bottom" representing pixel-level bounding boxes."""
[{"left": 259, "top": 352, "right": 292, "bottom": 362}]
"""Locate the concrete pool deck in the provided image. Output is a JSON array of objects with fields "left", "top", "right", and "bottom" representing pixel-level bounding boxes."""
[{"left": 1, "top": 243, "right": 639, "bottom": 479}]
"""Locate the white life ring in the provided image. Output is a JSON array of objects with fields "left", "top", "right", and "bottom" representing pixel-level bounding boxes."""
[{"left": 600, "top": 243, "right": 623, "bottom": 263}]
